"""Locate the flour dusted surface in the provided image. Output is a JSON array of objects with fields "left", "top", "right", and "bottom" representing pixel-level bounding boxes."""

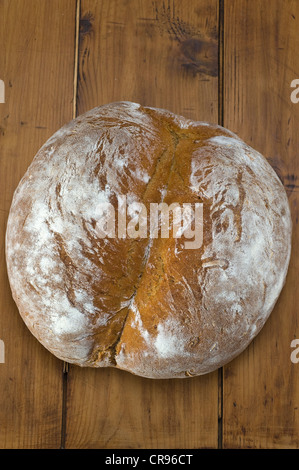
[{"left": 5, "top": 102, "right": 292, "bottom": 378}]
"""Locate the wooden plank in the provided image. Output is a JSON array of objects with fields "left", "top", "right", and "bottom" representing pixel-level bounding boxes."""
[
  {"left": 0, "top": 0, "right": 76, "bottom": 448},
  {"left": 76, "top": 0, "right": 219, "bottom": 121},
  {"left": 65, "top": 0, "right": 220, "bottom": 449},
  {"left": 223, "top": 0, "right": 299, "bottom": 448}
]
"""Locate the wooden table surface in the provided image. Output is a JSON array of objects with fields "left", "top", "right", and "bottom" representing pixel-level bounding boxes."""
[{"left": 0, "top": 0, "right": 298, "bottom": 449}]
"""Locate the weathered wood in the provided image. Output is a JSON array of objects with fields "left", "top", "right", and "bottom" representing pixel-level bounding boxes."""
[
  {"left": 223, "top": 0, "right": 299, "bottom": 448},
  {"left": 65, "top": 0, "right": 220, "bottom": 449},
  {"left": 4, "top": 0, "right": 297, "bottom": 449},
  {"left": 0, "top": 0, "right": 76, "bottom": 448}
]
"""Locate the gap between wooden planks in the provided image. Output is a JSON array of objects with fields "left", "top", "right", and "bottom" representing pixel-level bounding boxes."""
[
  {"left": 0, "top": 0, "right": 76, "bottom": 449},
  {"left": 222, "top": 0, "right": 299, "bottom": 448},
  {"left": 1, "top": 0, "right": 297, "bottom": 449},
  {"left": 64, "top": 0, "right": 299, "bottom": 448}
]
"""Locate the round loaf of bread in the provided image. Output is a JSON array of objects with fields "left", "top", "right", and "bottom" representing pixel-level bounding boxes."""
[{"left": 5, "top": 101, "right": 292, "bottom": 379}]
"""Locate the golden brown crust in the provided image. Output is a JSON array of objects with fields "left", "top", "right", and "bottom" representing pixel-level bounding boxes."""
[{"left": 5, "top": 101, "right": 292, "bottom": 378}]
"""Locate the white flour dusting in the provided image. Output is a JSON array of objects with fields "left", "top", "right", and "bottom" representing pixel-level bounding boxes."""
[{"left": 5, "top": 101, "right": 292, "bottom": 376}]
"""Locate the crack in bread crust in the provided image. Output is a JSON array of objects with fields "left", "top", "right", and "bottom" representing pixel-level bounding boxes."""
[
  {"left": 107, "top": 123, "right": 181, "bottom": 364},
  {"left": 5, "top": 102, "right": 292, "bottom": 378}
]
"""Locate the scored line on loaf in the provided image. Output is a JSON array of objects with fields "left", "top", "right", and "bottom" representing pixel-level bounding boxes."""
[{"left": 5, "top": 101, "right": 292, "bottom": 379}]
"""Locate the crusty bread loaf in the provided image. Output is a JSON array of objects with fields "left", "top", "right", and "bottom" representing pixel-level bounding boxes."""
[{"left": 5, "top": 101, "right": 292, "bottom": 379}]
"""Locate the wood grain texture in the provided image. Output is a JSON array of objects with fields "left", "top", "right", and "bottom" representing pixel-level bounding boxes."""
[
  {"left": 65, "top": 0, "right": 220, "bottom": 449},
  {"left": 2, "top": 0, "right": 297, "bottom": 449},
  {"left": 0, "top": 0, "right": 76, "bottom": 448},
  {"left": 77, "top": 0, "right": 219, "bottom": 121},
  {"left": 222, "top": 0, "right": 299, "bottom": 448}
]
